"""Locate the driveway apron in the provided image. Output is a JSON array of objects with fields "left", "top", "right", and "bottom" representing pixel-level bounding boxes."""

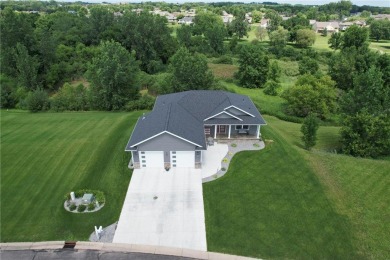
[{"left": 113, "top": 168, "right": 207, "bottom": 251}]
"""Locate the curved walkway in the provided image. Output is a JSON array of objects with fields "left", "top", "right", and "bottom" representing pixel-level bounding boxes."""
[
  {"left": 0, "top": 242, "right": 261, "bottom": 260},
  {"left": 202, "top": 139, "right": 265, "bottom": 183}
]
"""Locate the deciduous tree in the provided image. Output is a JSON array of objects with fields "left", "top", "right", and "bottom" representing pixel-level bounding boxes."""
[
  {"left": 282, "top": 75, "right": 337, "bottom": 118},
  {"left": 169, "top": 47, "right": 214, "bottom": 92},
  {"left": 236, "top": 45, "right": 269, "bottom": 88},
  {"left": 301, "top": 113, "right": 319, "bottom": 150},
  {"left": 296, "top": 29, "right": 316, "bottom": 48},
  {"left": 87, "top": 41, "right": 140, "bottom": 111}
]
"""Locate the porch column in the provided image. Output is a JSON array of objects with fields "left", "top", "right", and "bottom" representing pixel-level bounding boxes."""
[
  {"left": 256, "top": 125, "right": 260, "bottom": 139},
  {"left": 131, "top": 151, "right": 134, "bottom": 164},
  {"left": 214, "top": 125, "right": 217, "bottom": 139},
  {"left": 228, "top": 125, "right": 231, "bottom": 139}
]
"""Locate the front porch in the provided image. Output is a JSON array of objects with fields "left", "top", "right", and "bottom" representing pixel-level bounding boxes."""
[{"left": 204, "top": 124, "right": 261, "bottom": 140}]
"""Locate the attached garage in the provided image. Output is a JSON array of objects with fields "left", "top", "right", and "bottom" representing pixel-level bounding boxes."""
[
  {"left": 171, "top": 151, "right": 195, "bottom": 168},
  {"left": 140, "top": 151, "right": 164, "bottom": 168}
]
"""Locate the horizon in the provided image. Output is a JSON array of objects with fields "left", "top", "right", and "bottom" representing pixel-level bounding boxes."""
[{"left": 69, "top": 0, "right": 389, "bottom": 8}]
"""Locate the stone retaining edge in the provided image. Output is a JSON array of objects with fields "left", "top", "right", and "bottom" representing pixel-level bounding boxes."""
[{"left": 0, "top": 241, "right": 260, "bottom": 260}]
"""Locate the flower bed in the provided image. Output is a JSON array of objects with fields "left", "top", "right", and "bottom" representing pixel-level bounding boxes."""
[{"left": 64, "top": 189, "right": 105, "bottom": 213}]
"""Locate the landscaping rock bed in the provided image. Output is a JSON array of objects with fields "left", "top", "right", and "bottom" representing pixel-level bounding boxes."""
[{"left": 64, "top": 189, "right": 105, "bottom": 213}]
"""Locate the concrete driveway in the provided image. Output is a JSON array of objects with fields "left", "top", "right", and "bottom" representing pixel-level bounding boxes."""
[{"left": 113, "top": 168, "right": 207, "bottom": 251}]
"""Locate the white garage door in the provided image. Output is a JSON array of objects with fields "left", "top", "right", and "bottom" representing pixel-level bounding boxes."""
[
  {"left": 171, "top": 151, "right": 194, "bottom": 168},
  {"left": 140, "top": 151, "right": 164, "bottom": 168}
]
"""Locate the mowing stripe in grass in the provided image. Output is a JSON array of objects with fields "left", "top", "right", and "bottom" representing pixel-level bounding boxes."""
[
  {"left": 1, "top": 111, "right": 141, "bottom": 242},
  {"left": 203, "top": 123, "right": 358, "bottom": 259}
]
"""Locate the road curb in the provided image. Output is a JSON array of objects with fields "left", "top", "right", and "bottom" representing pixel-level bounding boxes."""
[{"left": 0, "top": 241, "right": 260, "bottom": 259}]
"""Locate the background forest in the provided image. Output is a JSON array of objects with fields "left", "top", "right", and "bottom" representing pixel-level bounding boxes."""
[{"left": 1, "top": 0, "right": 389, "bottom": 158}]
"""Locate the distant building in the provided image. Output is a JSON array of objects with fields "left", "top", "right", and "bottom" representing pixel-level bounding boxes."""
[
  {"left": 221, "top": 11, "right": 234, "bottom": 24},
  {"left": 178, "top": 16, "right": 194, "bottom": 25},
  {"left": 339, "top": 20, "right": 366, "bottom": 31},
  {"left": 312, "top": 21, "right": 340, "bottom": 33},
  {"left": 260, "top": 18, "right": 270, "bottom": 28},
  {"left": 372, "top": 14, "right": 390, "bottom": 20}
]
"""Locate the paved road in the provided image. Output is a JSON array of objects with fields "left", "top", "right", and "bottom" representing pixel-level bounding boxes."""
[{"left": 0, "top": 249, "right": 193, "bottom": 260}]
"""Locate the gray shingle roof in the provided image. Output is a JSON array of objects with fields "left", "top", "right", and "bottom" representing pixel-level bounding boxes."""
[{"left": 125, "top": 90, "right": 266, "bottom": 151}]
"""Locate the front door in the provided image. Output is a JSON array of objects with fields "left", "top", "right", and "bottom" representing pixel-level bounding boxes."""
[{"left": 217, "top": 125, "right": 226, "bottom": 134}]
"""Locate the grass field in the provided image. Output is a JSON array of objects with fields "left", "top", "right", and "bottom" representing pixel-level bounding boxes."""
[
  {"left": 370, "top": 39, "right": 390, "bottom": 54},
  {"left": 208, "top": 63, "right": 238, "bottom": 80},
  {"left": 203, "top": 120, "right": 358, "bottom": 259},
  {"left": 1, "top": 111, "right": 140, "bottom": 242},
  {"left": 1, "top": 95, "right": 389, "bottom": 259},
  {"left": 204, "top": 86, "right": 390, "bottom": 259}
]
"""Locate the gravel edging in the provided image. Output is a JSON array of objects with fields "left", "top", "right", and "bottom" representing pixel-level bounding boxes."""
[{"left": 202, "top": 139, "right": 265, "bottom": 183}]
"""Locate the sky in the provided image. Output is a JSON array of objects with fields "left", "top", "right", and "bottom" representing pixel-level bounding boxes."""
[{"left": 80, "top": 0, "right": 390, "bottom": 7}]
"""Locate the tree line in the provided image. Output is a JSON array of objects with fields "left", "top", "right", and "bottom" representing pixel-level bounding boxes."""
[{"left": 1, "top": 1, "right": 389, "bottom": 158}]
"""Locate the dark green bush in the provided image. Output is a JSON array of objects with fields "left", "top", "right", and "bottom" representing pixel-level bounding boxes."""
[
  {"left": 69, "top": 204, "right": 77, "bottom": 211},
  {"left": 87, "top": 203, "right": 96, "bottom": 211},
  {"left": 50, "top": 83, "right": 89, "bottom": 112},
  {"left": 263, "top": 80, "right": 281, "bottom": 96},
  {"left": 77, "top": 204, "right": 86, "bottom": 212},
  {"left": 25, "top": 89, "right": 50, "bottom": 112},
  {"left": 125, "top": 95, "right": 156, "bottom": 111},
  {"left": 213, "top": 55, "right": 233, "bottom": 64}
]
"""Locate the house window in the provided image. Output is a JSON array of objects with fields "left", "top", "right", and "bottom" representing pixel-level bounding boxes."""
[
  {"left": 173, "top": 160, "right": 176, "bottom": 163},
  {"left": 141, "top": 152, "right": 145, "bottom": 154},
  {"left": 173, "top": 164, "right": 176, "bottom": 167},
  {"left": 141, "top": 156, "right": 145, "bottom": 159},
  {"left": 172, "top": 156, "right": 176, "bottom": 159},
  {"left": 172, "top": 151, "right": 176, "bottom": 154},
  {"left": 235, "top": 125, "right": 249, "bottom": 130},
  {"left": 142, "top": 164, "right": 146, "bottom": 167},
  {"left": 142, "top": 160, "right": 146, "bottom": 163}
]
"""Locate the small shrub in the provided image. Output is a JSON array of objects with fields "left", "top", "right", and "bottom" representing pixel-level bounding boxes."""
[
  {"left": 222, "top": 158, "right": 229, "bottom": 163},
  {"left": 221, "top": 167, "right": 226, "bottom": 171},
  {"left": 77, "top": 204, "right": 86, "bottom": 212},
  {"left": 87, "top": 203, "right": 96, "bottom": 211},
  {"left": 263, "top": 80, "right": 281, "bottom": 96},
  {"left": 214, "top": 55, "right": 233, "bottom": 64},
  {"left": 231, "top": 143, "right": 237, "bottom": 147},
  {"left": 69, "top": 204, "right": 77, "bottom": 211},
  {"left": 64, "top": 193, "right": 71, "bottom": 201},
  {"left": 253, "top": 143, "right": 260, "bottom": 147}
]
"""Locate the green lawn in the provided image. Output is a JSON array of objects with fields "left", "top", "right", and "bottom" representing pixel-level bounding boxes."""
[
  {"left": 203, "top": 119, "right": 358, "bottom": 259},
  {"left": 1, "top": 111, "right": 140, "bottom": 242},
  {"left": 204, "top": 107, "right": 390, "bottom": 259},
  {"left": 223, "top": 81, "right": 302, "bottom": 123},
  {"left": 312, "top": 33, "right": 332, "bottom": 52},
  {"left": 369, "top": 39, "right": 390, "bottom": 54}
]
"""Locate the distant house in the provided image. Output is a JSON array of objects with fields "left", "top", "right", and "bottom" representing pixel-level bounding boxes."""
[
  {"left": 126, "top": 90, "right": 266, "bottom": 169},
  {"left": 245, "top": 13, "right": 252, "bottom": 24},
  {"left": 339, "top": 20, "right": 366, "bottom": 31},
  {"left": 131, "top": 8, "right": 143, "bottom": 15},
  {"left": 260, "top": 18, "right": 270, "bottom": 28},
  {"left": 178, "top": 16, "right": 194, "bottom": 25},
  {"left": 221, "top": 11, "right": 234, "bottom": 24},
  {"left": 372, "top": 14, "right": 390, "bottom": 20},
  {"left": 309, "top": 19, "right": 317, "bottom": 26},
  {"left": 114, "top": 12, "right": 123, "bottom": 17},
  {"left": 313, "top": 21, "right": 340, "bottom": 33},
  {"left": 166, "top": 14, "right": 177, "bottom": 23}
]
